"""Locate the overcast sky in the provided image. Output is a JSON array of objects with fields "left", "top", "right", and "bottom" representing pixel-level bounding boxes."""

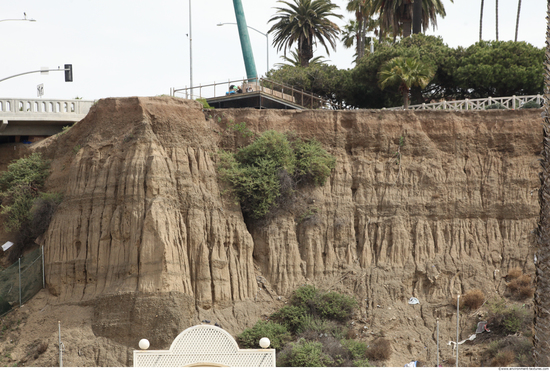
[{"left": 1, "top": 0, "right": 546, "bottom": 101}]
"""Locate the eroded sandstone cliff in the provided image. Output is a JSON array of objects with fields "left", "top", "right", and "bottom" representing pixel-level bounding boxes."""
[{"left": 1, "top": 97, "right": 540, "bottom": 366}]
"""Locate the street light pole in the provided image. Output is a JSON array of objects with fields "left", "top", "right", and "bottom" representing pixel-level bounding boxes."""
[
  {"left": 217, "top": 22, "right": 269, "bottom": 75},
  {"left": 0, "top": 18, "right": 36, "bottom": 23},
  {"left": 189, "top": 0, "right": 193, "bottom": 98}
]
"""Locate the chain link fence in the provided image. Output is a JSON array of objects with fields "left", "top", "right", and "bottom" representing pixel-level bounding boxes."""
[{"left": 0, "top": 246, "right": 44, "bottom": 317}]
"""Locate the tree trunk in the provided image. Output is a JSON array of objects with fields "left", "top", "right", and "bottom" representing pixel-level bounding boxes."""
[
  {"left": 535, "top": 2, "right": 550, "bottom": 365},
  {"left": 410, "top": 86, "right": 422, "bottom": 105},
  {"left": 412, "top": 0, "right": 422, "bottom": 34},
  {"left": 357, "top": 11, "right": 365, "bottom": 60},
  {"left": 299, "top": 35, "right": 313, "bottom": 67},
  {"left": 495, "top": 0, "right": 499, "bottom": 41},
  {"left": 402, "top": 19, "right": 412, "bottom": 38},
  {"left": 515, "top": 0, "right": 522, "bottom": 42},
  {"left": 479, "top": 0, "right": 484, "bottom": 41},
  {"left": 403, "top": 90, "right": 409, "bottom": 109}
]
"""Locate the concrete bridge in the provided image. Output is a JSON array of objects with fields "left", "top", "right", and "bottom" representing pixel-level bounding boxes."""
[{"left": 0, "top": 98, "right": 94, "bottom": 138}]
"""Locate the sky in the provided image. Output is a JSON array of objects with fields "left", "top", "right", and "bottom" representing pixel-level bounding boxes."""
[{"left": 1, "top": 0, "right": 546, "bottom": 101}]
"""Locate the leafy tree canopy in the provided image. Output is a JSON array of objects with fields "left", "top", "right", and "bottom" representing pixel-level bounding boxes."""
[
  {"left": 267, "top": 36, "right": 543, "bottom": 109},
  {"left": 453, "top": 40, "right": 544, "bottom": 98},
  {"left": 266, "top": 63, "right": 352, "bottom": 109}
]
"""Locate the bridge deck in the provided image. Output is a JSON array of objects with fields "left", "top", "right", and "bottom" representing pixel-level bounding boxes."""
[{"left": 0, "top": 98, "right": 94, "bottom": 136}]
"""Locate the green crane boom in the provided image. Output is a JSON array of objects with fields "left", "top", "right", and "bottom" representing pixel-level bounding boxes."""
[{"left": 233, "top": 0, "right": 258, "bottom": 81}]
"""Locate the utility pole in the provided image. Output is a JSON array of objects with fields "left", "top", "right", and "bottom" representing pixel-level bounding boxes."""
[{"left": 189, "top": 0, "right": 193, "bottom": 98}]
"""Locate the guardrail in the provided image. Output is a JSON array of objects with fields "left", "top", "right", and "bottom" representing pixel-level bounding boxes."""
[
  {"left": 389, "top": 94, "right": 545, "bottom": 110},
  {"left": 171, "top": 77, "right": 330, "bottom": 109},
  {"left": 0, "top": 98, "right": 94, "bottom": 115}
]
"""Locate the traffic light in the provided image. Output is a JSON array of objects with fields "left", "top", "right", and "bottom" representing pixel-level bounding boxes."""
[{"left": 64, "top": 64, "right": 73, "bottom": 82}]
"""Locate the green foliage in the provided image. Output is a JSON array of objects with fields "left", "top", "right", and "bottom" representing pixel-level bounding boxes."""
[
  {"left": 378, "top": 56, "right": 436, "bottom": 108},
  {"left": 195, "top": 98, "right": 214, "bottom": 109},
  {"left": 487, "top": 298, "right": 532, "bottom": 335},
  {"left": 274, "top": 285, "right": 357, "bottom": 329},
  {"left": 521, "top": 100, "right": 542, "bottom": 109},
  {"left": 270, "top": 305, "right": 307, "bottom": 333},
  {"left": 228, "top": 121, "right": 255, "bottom": 138},
  {"left": 266, "top": 63, "right": 351, "bottom": 108},
  {"left": 268, "top": 0, "right": 343, "bottom": 67},
  {"left": 485, "top": 103, "right": 507, "bottom": 110},
  {"left": 503, "top": 307, "right": 529, "bottom": 334},
  {"left": 291, "top": 284, "right": 319, "bottom": 308},
  {"left": 0, "top": 153, "right": 51, "bottom": 232},
  {"left": 277, "top": 339, "right": 333, "bottom": 367},
  {"left": 236, "top": 320, "right": 292, "bottom": 351},
  {"left": 0, "top": 153, "right": 50, "bottom": 191},
  {"left": 266, "top": 35, "right": 543, "bottom": 109},
  {"left": 350, "top": 34, "right": 452, "bottom": 108},
  {"left": 0, "top": 154, "right": 61, "bottom": 260},
  {"left": 342, "top": 339, "right": 368, "bottom": 360},
  {"left": 218, "top": 131, "right": 335, "bottom": 219},
  {"left": 0, "top": 185, "right": 37, "bottom": 231},
  {"left": 454, "top": 41, "right": 544, "bottom": 98},
  {"left": 293, "top": 139, "right": 336, "bottom": 185},
  {"left": 316, "top": 291, "right": 357, "bottom": 322},
  {"left": 299, "top": 315, "right": 347, "bottom": 339}
]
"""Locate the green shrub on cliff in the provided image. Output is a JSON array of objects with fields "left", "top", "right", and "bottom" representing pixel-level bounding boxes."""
[
  {"left": 0, "top": 153, "right": 62, "bottom": 260},
  {"left": 270, "top": 285, "right": 357, "bottom": 334},
  {"left": 218, "top": 130, "right": 335, "bottom": 219},
  {"left": 237, "top": 285, "right": 372, "bottom": 366},
  {"left": 236, "top": 320, "right": 291, "bottom": 351}
]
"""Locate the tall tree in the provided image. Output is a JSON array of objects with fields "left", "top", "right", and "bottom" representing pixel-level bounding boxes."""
[
  {"left": 412, "top": 0, "right": 422, "bottom": 34},
  {"left": 495, "top": 0, "right": 499, "bottom": 41},
  {"left": 515, "top": 0, "right": 522, "bottom": 42},
  {"left": 479, "top": 0, "right": 484, "bottom": 41},
  {"left": 378, "top": 56, "right": 435, "bottom": 108},
  {"left": 535, "top": 1, "right": 550, "bottom": 366},
  {"left": 268, "top": 0, "right": 343, "bottom": 67},
  {"left": 373, "top": 0, "right": 450, "bottom": 39},
  {"left": 342, "top": 1, "right": 380, "bottom": 62},
  {"left": 346, "top": 0, "right": 374, "bottom": 60}
]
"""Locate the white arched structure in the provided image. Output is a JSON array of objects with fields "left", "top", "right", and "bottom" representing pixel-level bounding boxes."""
[{"left": 133, "top": 324, "right": 275, "bottom": 367}]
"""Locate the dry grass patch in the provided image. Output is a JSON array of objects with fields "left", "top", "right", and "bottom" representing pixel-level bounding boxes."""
[
  {"left": 491, "top": 350, "right": 515, "bottom": 367},
  {"left": 507, "top": 267, "right": 523, "bottom": 280},
  {"left": 365, "top": 338, "right": 392, "bottom": 362},
  {"left": 506, "top": 271, "right": 534, "bottom": 300},
  {"left": 461, "top": 289, "right": 485, "bottom": 310}
]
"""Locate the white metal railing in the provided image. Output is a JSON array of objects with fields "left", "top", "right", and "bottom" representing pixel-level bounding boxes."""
[
  {"left": 389, "top": 94, "right": 545, "bottom": 110},
  {"left": 0, "top": 98, "right": 94, "bottom": 115}
]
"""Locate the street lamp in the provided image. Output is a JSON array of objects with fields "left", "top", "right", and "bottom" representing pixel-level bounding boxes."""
[
  {"left": 0, "top": 14, "right": 36, "bottom": 23},
  {"left": 217, "top": 22, "right": 269, "bottom": 75}
]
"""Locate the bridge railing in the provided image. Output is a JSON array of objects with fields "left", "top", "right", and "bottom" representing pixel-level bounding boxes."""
[
  {"left": 389, "top": 94, "right": 545, "bottom": 111},
  {"left": 0, "top": 98, "right": 94, "bottom": 115}
]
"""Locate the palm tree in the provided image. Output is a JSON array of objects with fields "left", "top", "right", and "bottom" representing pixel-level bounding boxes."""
[
  {"left": 275, "top": 49, "right": 329, "bottom": 67},
  {"left": 479, "top": 0, "right": 484, "bottom": 41},
  {"left": 378, "top": 57, "right": 435, "bottom": 108},
  {"left": 268, "top": 0, "right": 343, "bottom": 67},
  {"left": 341, "top": 14, "right": 380, "bottom": 62},
  {"left": 373, "top": 0, "right": 450, "bottom": 39},
  {"left": 515, "top": 0, "right": 521, "bottom": 42},
  {"left": 345, "top": 0, "right": 377, "bottom": 60},
  {"left": 535, "top": 2, "right": 550, "bottom": 365}
]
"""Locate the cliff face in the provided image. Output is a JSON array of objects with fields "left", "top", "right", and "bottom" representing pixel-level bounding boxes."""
[{"left": 26, "top": 97, "right": 540, "bottom": 365}]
